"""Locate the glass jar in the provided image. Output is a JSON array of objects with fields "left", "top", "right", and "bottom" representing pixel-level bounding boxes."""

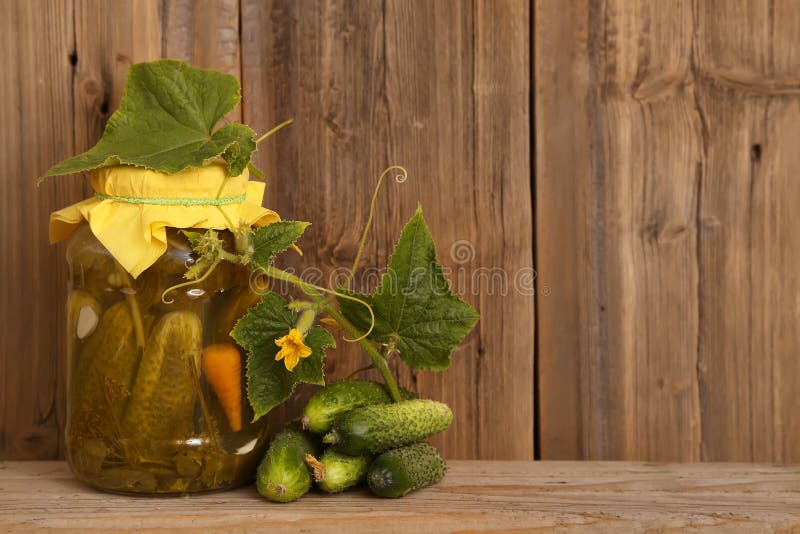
[{"left": 64, "top": 224, "right": 268, "bottom": 494}]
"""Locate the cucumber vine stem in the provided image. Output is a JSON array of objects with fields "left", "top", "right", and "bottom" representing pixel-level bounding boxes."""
[
  {"left": 255, "top": 118, "right": 294, "bottom": 145},
  {"left": 263, "top": 265, "right": 403, "bottom": 402},
  {"left": 323, "top": 306, "right": 401, "bottom": 403}
]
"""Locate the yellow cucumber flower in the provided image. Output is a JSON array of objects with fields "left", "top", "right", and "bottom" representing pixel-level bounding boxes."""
[{"left": 275, "top": 328, "right": 313, "bottom": 371}]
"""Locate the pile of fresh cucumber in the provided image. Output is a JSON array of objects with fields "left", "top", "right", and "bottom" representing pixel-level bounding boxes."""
[{"left": 256, "top": 380, "right": 452, "bottom": 501}]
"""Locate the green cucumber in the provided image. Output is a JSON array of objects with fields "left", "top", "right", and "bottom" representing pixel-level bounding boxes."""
[
  {"left": 367, "top": 443, "right": 446, "bottom": 498},
  {"left": 122, "top": 310, "right": 202, "bottom": 443},
  {"left": 302, "top": 380, "right": 415, "bottom": 434},
  {"left": 70, "top": 301, "right": 139, "bottom": 441},
  {"left": 305, "top": 450, "right": 370, "bottom": 493},
  {"left": 256, "top": 425, "right": 320, "bottom": 503},
  {"left": 322, "top": 399, "right": 452, "bottom": 455}
]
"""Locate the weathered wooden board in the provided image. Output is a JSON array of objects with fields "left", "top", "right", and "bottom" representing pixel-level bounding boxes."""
[
  {"left": 693, "top": 0, "right": 800, "bottom": 462},
  {"left": 535, "top": 0, "right": 800, "bottom": 462},
  {"left": 73, "top": 0, "right": 163, "bottom": 155},
  {"left": 12, "top": 0, "right": 800, "bottom": 464},
  {"left": 163, "top": 0, "right": 242, "bottom": 121},
  {"left": 535, "top": 0, "right": 702, "bottom": 461},
  {"left": 2, "top": 461, "right": 799, "bottom": 532},
  {"left": 73, "top": 0, "right": 241, "bottom": 150},
  {"left": 0, "top": 0, "right": 77, "bottom": 460},
  {"left": 241, "top": 0, "right": 534, "bottom": 459}
]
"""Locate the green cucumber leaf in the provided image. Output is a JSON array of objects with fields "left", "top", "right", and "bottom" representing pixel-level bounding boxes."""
[
  {"left": 338, "top": 205, "right": 479, "bottom": 371},
  {"left": 251, "top": 221, "right": 310, "bottom": 268},
  {"left": 211, "top": 123, "right": 257, "bottom": 176},
  {"left": 38, "top": 60, "right": 256, "bottom": 182},
  {"left": 231, "top": 291, "right": 335, "bottom": 421}
]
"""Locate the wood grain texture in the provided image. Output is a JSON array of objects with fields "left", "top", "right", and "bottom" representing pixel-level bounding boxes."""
[
  {"left": 2, "top": 461, "right": 799, "bottom": 532},
  {"left": 470, "top": 0, "right": 533, "bottom": 460},
  {"left": 73, "top": 0, "right": 243, "bottom": 148},
  {"left": 0, "top": 0, "right": 77, "bottom": 460},
  {"left": 536, "top": 0, "right": 800, "bottom": 462},
  {"left": 163, "top": 0, "right": 242, "bottom": 121},
  {"left": 73, "top": 0, "right": 162, "bottom": 155},
  {"left": 15, "top": 0, "right": 800, "bottom": 465},
  {"left": 242, "top": 0, "right": 533, "bottom": 459},
  {"left": 694, "top": 0, "right": 800, "bottom": 462},
  {"left": 536, "top": 0, "right": 702, "bottom": 461}
]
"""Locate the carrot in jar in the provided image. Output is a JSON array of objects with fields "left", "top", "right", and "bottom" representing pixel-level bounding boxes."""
[{"left": 202, "top": 343, "right": 243, "bottom": 432}]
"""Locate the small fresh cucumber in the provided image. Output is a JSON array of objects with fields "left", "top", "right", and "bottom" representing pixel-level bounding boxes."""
[
  {"left": 302, "top": 379, "right": 415, "bottom": 434},
  {"left": 367, "top": 443, "right": 447, "bottom": 498},
  {"left": 256, "top": 425, "right": 320, "bottom": 503},
  {"left": 323, "top": 399, "right": 453, "bottom": 455},
  {"left": 305, "top": 450, "right": 370, "bottom": 493}
]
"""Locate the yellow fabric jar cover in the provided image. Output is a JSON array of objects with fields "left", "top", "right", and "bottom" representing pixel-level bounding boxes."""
[{"left": 49, "top": 163, "right": 279, "bottom": 278}]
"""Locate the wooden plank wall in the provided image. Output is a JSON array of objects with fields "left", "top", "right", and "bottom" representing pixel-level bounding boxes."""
[
  {"left": 0, "top": 0, "right": 533, "bottom": 460},
  {"left": 4, "top": 0, "right": 800, "bottom": 463},
  {"left": 536, "top": 0, "right": 800, "bottom": 462},
  {"left": 1, "top": 0, "right": 77, "bottom": 460}
]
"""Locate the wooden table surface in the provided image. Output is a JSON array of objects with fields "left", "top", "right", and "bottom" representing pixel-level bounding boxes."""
[{"left": 1, "top": 461, "right": 798, "bottom": 532}]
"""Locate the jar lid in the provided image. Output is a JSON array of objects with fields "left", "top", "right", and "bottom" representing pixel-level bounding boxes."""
[{"left": 50, "top": 163, "right": 279, "bottom": 277}]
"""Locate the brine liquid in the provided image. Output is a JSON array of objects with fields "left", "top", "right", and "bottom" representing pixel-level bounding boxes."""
[{"left": 65, "top": 226, "right": 268, "bottom": 494}]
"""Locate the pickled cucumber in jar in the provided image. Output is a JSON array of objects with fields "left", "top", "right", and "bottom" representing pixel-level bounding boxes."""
[
  {"left": 122, "top": 310, "right": 202, "bottom": 443},
  {"left": 69, "top": 300, "right": 141, "bottom": 443}
]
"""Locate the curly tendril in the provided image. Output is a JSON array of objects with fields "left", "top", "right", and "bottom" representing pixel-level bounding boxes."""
[
  {"left": 334, "top": 291, "right": 376, "bottom": 342},
  {"left": 161, "top": 258, "right": 222, "bottom": 304},
  {"left": 346, "top": 165, "right": 409, "bottom": 287},
  {"left": 303, "top": 283, "right": 376, "bottom": 343}
]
